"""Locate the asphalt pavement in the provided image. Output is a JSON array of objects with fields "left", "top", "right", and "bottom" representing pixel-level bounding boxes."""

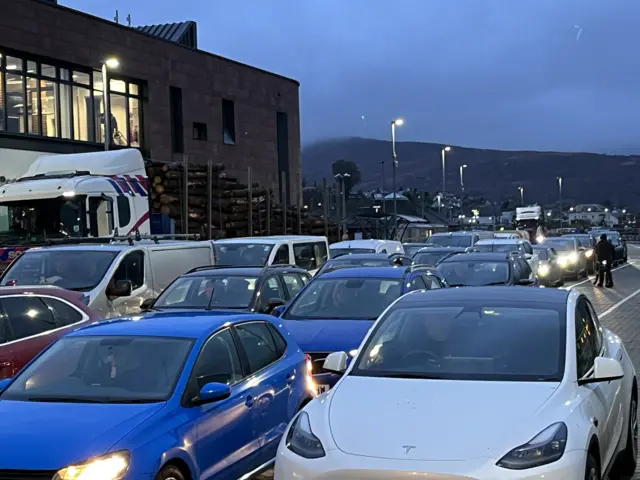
[{"left": 258, "top": 247, "right": 640, "bottom": 479}]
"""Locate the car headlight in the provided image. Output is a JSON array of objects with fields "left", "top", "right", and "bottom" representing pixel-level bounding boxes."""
[
  {"left": 538, "top": 264, "right": 550, "bottom": 277},
  {"left": 585, "top": 249, "right": 594, "bottom": 258},
  {"left": 286, "top": 411, "right": 325, "bottom": 459},
  {"left": 497, "top": 422, "right": 567, "bottom": 470},
  {"left": 568, "top": 252, "right": 578, "bottom": 263},
  {"left": 556, "top": 257, "right": 567, "bottom": 267},
  {"left": 536, "top": 235, "right": 545, "bottom": 244},
  {"left": 53, "top": 451, "right": 130, "bottom": 480}
]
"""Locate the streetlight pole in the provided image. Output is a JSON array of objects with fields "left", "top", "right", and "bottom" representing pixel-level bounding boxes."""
[
  {"left": 459, "top": 164, "right": 467, "bottom": 222},
  {"left": 380, "top": 160, "right": 386, "bottom": 216},
  {"left": 391, "top": 118, "right": 403, "bottom": 239},
  {"left": 441, "top": 146, "right": 451, "bottom": 197},
  {"left": 334, "top": 173, "right": 350, "bottom": 238},
  {"left": 100, "top": 58, "right": 119, "bottom": 151},
  {"left": 518, "top": 186, "right": 524, "bottom": 206},
  {"left": 557, "top": 176, "right": 563, "bottom": 228}
]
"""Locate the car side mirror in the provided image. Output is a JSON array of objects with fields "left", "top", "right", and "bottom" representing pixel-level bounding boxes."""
[
  {"left": 0, "top": 378, "right": 11, "bottom": 393},
  {"left": 323, "top": 351, "right": 349, "bottom": 375},
  {"left": 271, "top": 305, "right": 286, "bottom": 317},
  {"left": 578, "top": 357, "right": 624, "bottom": 386},
  {"left": 106, "top": 279, "right": 133, "bottom": 298},
  {"left": 140, "top": 297, "right": 155, "bottom": 310},
  {"left": 193, "top": 382, "right": 231, "bottom": 406},
  {"left": 265, "top": 298, "right": 285, "bottom": 314}
]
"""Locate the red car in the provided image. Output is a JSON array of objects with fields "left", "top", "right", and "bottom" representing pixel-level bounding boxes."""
[{"left": 0, "top": 286, "right": 102, "bottom": 379}]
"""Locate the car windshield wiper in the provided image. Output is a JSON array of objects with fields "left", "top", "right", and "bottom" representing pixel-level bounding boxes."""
[
  {"left": 26, "top": 396, "right": 108, "bottom": 403},
  {"left": 364, "top": 372, "right": 447, "bottom": 380}
]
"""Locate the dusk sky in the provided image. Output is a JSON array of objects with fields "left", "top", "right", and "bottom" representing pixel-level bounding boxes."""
[{"left": 66, "top": 0, "right": 640, "bottom": 153}]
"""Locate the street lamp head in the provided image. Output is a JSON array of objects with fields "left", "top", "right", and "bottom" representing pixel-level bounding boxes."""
[
  {"left": 103, "top": 58, "right": 120, "bottom": 69},
  {"left": 444, "top": 146, "right": 451, "bottom": 152},
  {"left": 393, "top": 118, "right": 404, "bottom": 126},
  {"left": 462, "top": 164, "right": 467, "bottom": 168}
]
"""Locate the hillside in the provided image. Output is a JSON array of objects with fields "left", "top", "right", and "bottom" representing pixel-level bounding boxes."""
[{"left": 302, "top": 138, "right": 640, "bottom": 208}]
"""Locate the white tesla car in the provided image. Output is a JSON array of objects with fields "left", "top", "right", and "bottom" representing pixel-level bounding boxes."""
[{"left": 275, "top": 287, "right": 637, "bottom": 480}]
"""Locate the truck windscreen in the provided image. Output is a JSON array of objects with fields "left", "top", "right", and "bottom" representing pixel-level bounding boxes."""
[{"left": 0, "top": 197, "right": 85, "bottom": 242}]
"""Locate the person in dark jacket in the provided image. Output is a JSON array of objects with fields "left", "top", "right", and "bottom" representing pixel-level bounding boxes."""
[{"left": 595, "top": 233, "right": 615, "bottom": 287}]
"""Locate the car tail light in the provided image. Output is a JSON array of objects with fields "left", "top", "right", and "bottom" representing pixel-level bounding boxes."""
[{"left": 305, "top": 354, "right": 313, "bottom": 376}]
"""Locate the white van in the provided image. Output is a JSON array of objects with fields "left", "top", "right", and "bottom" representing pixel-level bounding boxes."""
[
  {"left": 213, "top": 236, "right": 329, "bottom": 275},
  {"left": 0, "top": 240, "right": 215, "bottom": 318},
  {"left": 329, "top": 239, "right": 404, "bottom": 257}
]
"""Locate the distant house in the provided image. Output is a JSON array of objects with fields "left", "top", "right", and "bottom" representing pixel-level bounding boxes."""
[{"left": 568, "top": 204, "right": 618, "bottom": 226}]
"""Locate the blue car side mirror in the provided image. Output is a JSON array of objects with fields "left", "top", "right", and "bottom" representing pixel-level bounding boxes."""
[
  {"left": 195, "top": 382, "right": 231, "bottom": 405},
  {"left": 0, "top": 378, "right": 12, "bottom": 393},
  {"left": 271, "top": 305, "right": 286, "bottom": 317}
]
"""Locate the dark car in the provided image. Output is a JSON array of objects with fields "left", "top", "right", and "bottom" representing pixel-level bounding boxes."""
[
  {"left": 274, "top": 265, "right": 448, "bottom": 393},
  {"left": 541, "top": 237, "right": 588, "bottom": 280},
  {"left": 0, "top": 286, "right": 103, "bottom": 379},
  {"left": 437, "top": 252, "right": 539, "bottom": 287},
  {"left": 142, "top": 265, "right": 312, "bottom": 314},
  {"left": 532, "top": 245, "right": 564, "bottom": 287},
  {"left": 562, "top": 234, "right": 596, "bottom": 273},
  {"left": 316, "top": 253, "right": 397, "bottom": 275},
  {"left": 412, "top": 247, "right": 467, "bottom": 267},
  {"left": 402, "top": 243, "right": 435, "bottom": 257}
]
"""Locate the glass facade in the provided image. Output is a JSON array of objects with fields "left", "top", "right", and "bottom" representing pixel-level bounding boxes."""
[{"left": 0, "top": 49, "right": 143, "bottom": 148}]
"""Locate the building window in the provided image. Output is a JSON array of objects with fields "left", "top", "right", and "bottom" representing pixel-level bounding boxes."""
[
  {"left": 222, "top": 99, "right": 236, "bottom": 145},
  {"left": 0, "top": 48, "right": 143, "bottom": 148},
  {"left": 193, "top": 122, "right": 207, "bottom": 141},
  {"left": 169, "top": 86, "right": 183, "bottom": 153}
]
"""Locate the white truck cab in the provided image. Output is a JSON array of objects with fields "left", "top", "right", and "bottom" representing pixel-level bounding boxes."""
[
  {"left": 213, "top": 235, "right": 330, "bottom": 276},
  {"left": 329, "top": 239, "right": 404, "bottom": 257},
  {"left": 0, "top": 149, "right": 150, "bottom": 243}
]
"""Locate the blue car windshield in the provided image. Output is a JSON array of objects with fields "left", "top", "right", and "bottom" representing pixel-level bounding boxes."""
[
  {"left": 1, "top": 336, "right": 193, "bottom": 403},
  {"left": 283, "top": 277, "right": 403, "bottom": 320}
]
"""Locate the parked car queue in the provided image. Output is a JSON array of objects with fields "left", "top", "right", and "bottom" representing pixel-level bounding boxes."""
[{"left": 0, "top": 232, "right": 634, "bottom": 480}]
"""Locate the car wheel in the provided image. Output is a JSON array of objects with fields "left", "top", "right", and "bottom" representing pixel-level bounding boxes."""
[
  {"left": 619, "top": 394, "right": 638, "bottom": 475},
  {"left": 156, "top": 465, "right": 187, "bottom": 480},
  {"left": 585, "top": 453, "right": 600, "bottom": 480}
]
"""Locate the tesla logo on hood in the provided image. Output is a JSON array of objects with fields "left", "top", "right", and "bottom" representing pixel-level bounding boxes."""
[{"left": 402, "top": 445, "right": 416, "bottom": 454}]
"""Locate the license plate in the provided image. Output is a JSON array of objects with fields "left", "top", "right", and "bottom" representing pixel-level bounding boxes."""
[{"left": 316, "top": 384, "right": 330, "bottom": 394}]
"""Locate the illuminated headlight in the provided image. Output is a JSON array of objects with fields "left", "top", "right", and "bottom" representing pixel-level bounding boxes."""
[
  {"left": 585, "top": 249, "right": 594, "bottom": 258},
  {"left": 557, "top": 257, "right": 567, "bottom": 267},
  {"left": 538, "top": 264, "right": 550, "bottom": 277},
  {"left": 567, "top": 252, "right": 578, "bottom": 263},
  {"left": 53, "top": 451, "right": 130, "bottom": 480},
  {"left": 536, "top": 235, "right": 545, "bottom": 243}
]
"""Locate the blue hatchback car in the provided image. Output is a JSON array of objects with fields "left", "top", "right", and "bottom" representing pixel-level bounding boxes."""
[
  {"left": 274, "top": 266, "right": 448, "bottom": 393},
  {"left": 0, "top": 311, "right": 314, "bottom": 480}
]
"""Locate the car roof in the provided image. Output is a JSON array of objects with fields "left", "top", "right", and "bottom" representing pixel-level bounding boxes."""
[
  {"left": 475, "top": 239, "right": 523, "bottom": 245},
  {"left": 400, "top": 286, "right": 570, "bottom": 305},
  {"left": 416, "top": 247, "right": 466, "bottom": 253},
  {"left": 318, "top": 266, "right": 407, "bottom": 279},
  {"left": 0, "top": 286, "right": 85, "bottom": 302},
  {"left": 182, "top": 265, "right": 306, "bottom": 277},
  {"left": 430, "top": 232, "right": 474, "bottom": 237},
  {"left": 215, "top": 236, "right": 325, "bottom": 245},
  {"left": 328, "top": 253, "right": 389, "bottom": 261},
  {"left": 440, "top": 252, "right": 511, "bottom": 262},
  {"left": 68, "top": 311, "right": 275, "bottom": 339},
  {"left": 330, "top": 239, "right": 398, "bottom": 249}
]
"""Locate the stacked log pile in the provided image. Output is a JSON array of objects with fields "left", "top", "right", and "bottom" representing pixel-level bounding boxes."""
[{"left": 145, "top": 160, "right": 339, "bottom": 239}]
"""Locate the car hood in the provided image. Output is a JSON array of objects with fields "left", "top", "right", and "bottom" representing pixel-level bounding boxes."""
[
  {"left": 328, "top": 376, "right": 560, "bottom": 461},
  {"left": 280, "top": 319, "right": 373, "bottom": 353},
  {"left": 0, "top": 399, "right": 165, "bottom": 469}
]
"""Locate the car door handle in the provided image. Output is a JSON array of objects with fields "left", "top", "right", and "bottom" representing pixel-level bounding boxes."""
[
  {"left": 245, "top": 395, "right": 254, "bottom": 408},
  {"left": 286, "top": 372, "right": 296, "bottom": 384}
]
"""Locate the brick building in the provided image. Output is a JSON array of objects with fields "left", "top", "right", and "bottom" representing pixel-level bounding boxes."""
[{"left": 0, "top": 0, "right": 301, "bottom": 203}]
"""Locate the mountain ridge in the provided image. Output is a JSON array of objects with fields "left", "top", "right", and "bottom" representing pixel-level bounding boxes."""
[{"left": 302, "top": 137, "right": 640, "bottom": 208}]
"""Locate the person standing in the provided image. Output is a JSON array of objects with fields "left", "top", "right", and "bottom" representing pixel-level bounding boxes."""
[{"left": 595, "top": 233, "right": 615, "bottom": 288}]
